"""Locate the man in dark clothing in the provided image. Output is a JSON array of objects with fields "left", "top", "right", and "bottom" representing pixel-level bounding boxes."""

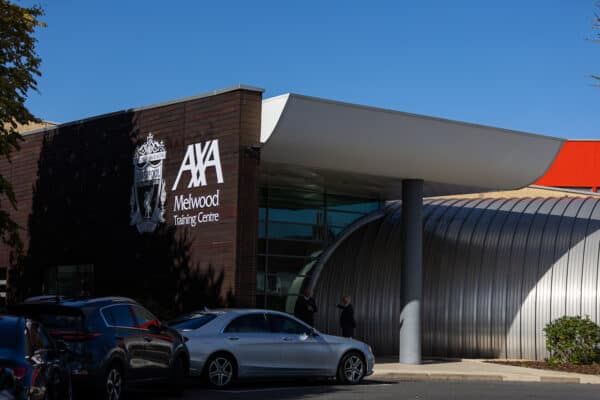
[
  {"left": 294, "top": 287, "right": 318, "bottom": 327},
  {"left": 337, "top": 295, "right": 356, "bottom": 338}
]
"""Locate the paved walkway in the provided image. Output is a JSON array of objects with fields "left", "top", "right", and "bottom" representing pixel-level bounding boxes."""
[{"left": 370, "top": 358, "right": 600, "bottom": 384}]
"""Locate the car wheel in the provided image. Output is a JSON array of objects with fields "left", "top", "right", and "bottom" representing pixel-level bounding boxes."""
[
  {"left": 103, "top": 364, "right": 124, "bottom": 400},
  {"left": 204, "top": 353, "right": 236, "bottom": 389},
  {"left": 337, "top": 351, "right": 365, "bottom": 385}
]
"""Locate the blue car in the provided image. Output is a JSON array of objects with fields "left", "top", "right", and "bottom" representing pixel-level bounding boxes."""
[
  {"left": 0, "top": 315, "right": 72, "bottom": 400},
  {"left": 11, "top": 297, "right": 189, "bottom": 400}
]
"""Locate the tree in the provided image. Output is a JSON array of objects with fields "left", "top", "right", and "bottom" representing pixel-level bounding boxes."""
[{"left": 0, "top": 1, "right": 45, "bottom": 259}]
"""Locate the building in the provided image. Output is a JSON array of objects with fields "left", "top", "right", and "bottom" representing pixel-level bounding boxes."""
[
  {"left": 535, "top": 140, "right": 600, "bottom": 192},
  {"left": 3, "top": 85, "right": 597, "bottom": 361}
]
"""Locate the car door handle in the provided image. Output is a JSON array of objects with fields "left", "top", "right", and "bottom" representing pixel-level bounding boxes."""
[
  {"left": 227, "top": 337, "right": 239, "bottom": 341},
  {"left": 282, "top": 337, "right": 294, "bottom": 342},
  {"left": 143, "top": 336, "right": 153, "bottom": 342}
]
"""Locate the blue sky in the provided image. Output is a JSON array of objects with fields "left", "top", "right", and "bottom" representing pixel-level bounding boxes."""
[{"left": 23, "top": 0, "right": 600, "bottom": 139}]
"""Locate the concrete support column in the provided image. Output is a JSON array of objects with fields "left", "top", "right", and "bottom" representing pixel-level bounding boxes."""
[{"left": 399, "top": 179, "right": 423, "bottom": 364}]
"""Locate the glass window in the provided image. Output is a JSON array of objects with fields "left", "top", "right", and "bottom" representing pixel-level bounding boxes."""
[
  {"left": 259, "top": 221, "right": 266, "bottom": 238},
  {"left": 265, "top": 239, "right": 323, "bottom": 258},
  {"left": 327, "top": 197, "right": 380, "bottom": 213},
  {"left": 328, "top": 226, "right": 345, "bottom": 236},
  {"left": 267, "top": 188, "right": 323, "bottom": 209},
  {"left": 36, "top": 313, "right": 84, "bottom": 332},
  {"left": 259, "top": 185, "right": 381, "bottom": 312},
  {"left": 102, "top": 305, "right": 136, "bottom": 328},
  {"left": 168, "top": 314, "right": 217, "bottom": 331},
  {"left": 267, "top": 222, "right": 325, "bottom": 241},
  {"left": 268, "top": 314, "right": 310, "bottom": 334},
  {"left": 132, "top": 306, "right": 159, "bottom": 329},
  {"left": 265, "top": 255, "right": 314, "bottom": 274},
  {"left": 267, "top": 208, "right": 323, "bottom": 225},
  {"left": 327, "top": 210, "right": 366, "bottom": 228},
  {"left": 43, "top": 264, "right": 94, "bottom": 297},
  {"left": 259, "top": 208, "right": 267, "bottom": 221},
  {"left": 224, "top": 313, "right": 270, "bottom": 333}
]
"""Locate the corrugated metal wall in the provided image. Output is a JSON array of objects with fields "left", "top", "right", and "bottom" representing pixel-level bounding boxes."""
[{"left": 313, "top": 197, "right": 600, "bottom": 359}]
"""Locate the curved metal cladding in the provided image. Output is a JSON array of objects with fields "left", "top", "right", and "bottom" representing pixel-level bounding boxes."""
[{"left": 313, "top": 197, "right": 600, "bottom": 359}]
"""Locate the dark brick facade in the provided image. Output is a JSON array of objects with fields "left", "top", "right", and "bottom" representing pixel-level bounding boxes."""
[{"left": 0, "top": 87, "right": 262, "bottom": 316}]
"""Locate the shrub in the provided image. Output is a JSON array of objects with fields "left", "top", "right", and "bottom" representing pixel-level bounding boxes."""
[{"left": 544, "top": 316, "right": 600, "bottom": 365}]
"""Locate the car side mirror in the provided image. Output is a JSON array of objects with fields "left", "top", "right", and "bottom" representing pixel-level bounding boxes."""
[
  {"left": 147, "top": 320, "right": 162, "bottom": 332},
  {"left": 309, "top": 328, "right": 319, "bottom": 337}
]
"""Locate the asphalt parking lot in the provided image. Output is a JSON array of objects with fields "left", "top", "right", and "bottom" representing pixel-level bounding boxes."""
[{"left": 125, "top": 379, "right": 600, "bottom": 400}]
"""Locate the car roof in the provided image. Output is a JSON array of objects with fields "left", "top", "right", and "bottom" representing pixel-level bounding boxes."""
[
  {"left": 0, "top": 315, "right": 25, "bottom": 330},
  {"left": 23, "top": 296, "right": 137, "bottom": 309},
  {"left": 177, "top": 308, "right": 294, "bottom": 318}
]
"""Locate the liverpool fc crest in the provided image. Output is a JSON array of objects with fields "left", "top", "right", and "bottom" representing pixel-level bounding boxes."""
[{"left": 130, "top": 133, "right": 167, "bottom": 233}]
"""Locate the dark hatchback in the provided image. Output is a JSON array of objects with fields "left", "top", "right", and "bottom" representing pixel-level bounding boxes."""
[
  {"left": 10, "top": 297, "right": 189, "bottom": 400},
  {"left": 0, "top": 316, "right": 71, "bottom": 400}
]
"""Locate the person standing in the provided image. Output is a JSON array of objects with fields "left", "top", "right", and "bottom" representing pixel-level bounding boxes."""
[
  {"left": 337, "top": 295, "right": 356, "bottom": 338},
  {"left": 294, "top": 287, "right": 318, "bottom": 327}
]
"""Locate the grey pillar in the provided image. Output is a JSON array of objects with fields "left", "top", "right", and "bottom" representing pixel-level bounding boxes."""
[{"left": 399, "top": 179, "right": 423, "bottom": 364}]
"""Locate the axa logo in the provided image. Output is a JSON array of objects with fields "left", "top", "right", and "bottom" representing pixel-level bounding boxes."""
[{"left": 172, "top": 139, "right": 224, "bottom": 191}]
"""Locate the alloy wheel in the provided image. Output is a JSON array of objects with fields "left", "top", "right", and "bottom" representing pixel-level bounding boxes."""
[
  {"left": 343, "top": 355, "right": 364, "bottom": 383},
  {"left": 106, "top": 367, "right": 122, "bottom": 400},
  {"left": 208, "top": 357, "right": 233, "bottom": 387}
]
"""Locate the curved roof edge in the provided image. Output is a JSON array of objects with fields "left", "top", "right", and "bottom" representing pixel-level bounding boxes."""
[{"left": 260, "top": 93, "right": 565, "bottom": 197}]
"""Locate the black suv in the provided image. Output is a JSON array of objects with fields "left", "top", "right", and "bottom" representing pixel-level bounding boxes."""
[{"left": 11, "top": 297, "right": 189, "bottom": 400}]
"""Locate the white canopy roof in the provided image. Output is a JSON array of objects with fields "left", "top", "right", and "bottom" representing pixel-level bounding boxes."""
[{"left": 260, "top": 93, "right": 564, "bottom": 198}]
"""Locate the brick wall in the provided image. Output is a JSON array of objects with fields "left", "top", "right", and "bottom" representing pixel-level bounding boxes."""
[{"left": 0, "top": 87, "right": 262, "bottom": 315}]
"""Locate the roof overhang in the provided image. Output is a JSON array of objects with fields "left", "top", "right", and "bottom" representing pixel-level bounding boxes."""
[{"left": 260, "top": 93, "right": 565, "bottom": 198}]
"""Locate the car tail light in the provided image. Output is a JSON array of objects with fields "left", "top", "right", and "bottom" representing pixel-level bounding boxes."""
[
  {"left": 12, "top": 367, "right": 27, "bottom": 379},
  {"left": 0, "top": 366, "right": 28, "bottom": 380}
]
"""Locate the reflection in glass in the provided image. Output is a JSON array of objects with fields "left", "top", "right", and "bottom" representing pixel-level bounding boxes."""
[{"left": 257, "top": 186, "right": 381, "bottom": 311}]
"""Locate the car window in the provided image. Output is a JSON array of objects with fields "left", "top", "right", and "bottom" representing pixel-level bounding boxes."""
[
  {"left": 224, "top": 313, "right": 270, "bottom": 333},
  {"left": 36, "top": 313, "right": 84, "bottom": 332},
  {"left": 101, "top": 305, "right": 136, "bottom": 328},
  {"left": 268, "top": 314, "right": 310, "bottom": 335},
  {"left": 132, "top": 306, "right": 159, "bottom": 329},
  {"left": 169, "top": 313, "right": 217, "bottom": 331}
]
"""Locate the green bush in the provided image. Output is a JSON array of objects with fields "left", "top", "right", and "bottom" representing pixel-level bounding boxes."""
[{"left": 544, "top": 316, "right": 600, "bottom": 365}]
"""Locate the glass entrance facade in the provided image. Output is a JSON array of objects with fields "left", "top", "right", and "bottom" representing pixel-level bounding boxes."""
[{"left": 257, "top": 186, "right": 381, "bottom": 310}]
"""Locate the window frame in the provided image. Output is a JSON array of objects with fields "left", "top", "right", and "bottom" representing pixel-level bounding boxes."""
[
  {"left": 222, "top": 312, "right": 272, "bottom": 334},
  {"left": 266, "top": 313, "right": 312, "bottom": 335},
  {"left": 131, "top": 305, "right": 159, "bottom": 330},
  {"left": 99, "top": 304, "right": 138, "bottom": 329}
]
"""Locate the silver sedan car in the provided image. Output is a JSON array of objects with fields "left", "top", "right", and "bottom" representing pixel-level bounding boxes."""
[{"left": 168, "top": 309, "right": 375, "bottom": 388}]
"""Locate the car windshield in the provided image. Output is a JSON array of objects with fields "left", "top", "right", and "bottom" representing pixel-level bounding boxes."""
[{"left": 169, "top": 313, "right": 217, "bottom": 330}]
